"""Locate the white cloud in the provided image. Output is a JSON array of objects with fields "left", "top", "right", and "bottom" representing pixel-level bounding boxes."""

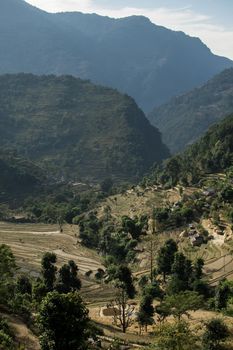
[
  {"left": 26, "top": 0, "right": 93, "bottom": 13},
  {"left": 25, "top": 0, "right": 233, "bottom": 60}
]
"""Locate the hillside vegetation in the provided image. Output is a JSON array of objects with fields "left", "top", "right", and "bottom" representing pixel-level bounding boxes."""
[
  {"left": 149, "top": 68, "right": 233, "bottom": 153},
  {"left": 0, "top": 151, "right": 44, "bottom": 202},
  {"left": 0, "top": 74, "right": 169, "bottom": 184},
  {"left": 0, "top": 0, "right": 232, "bottom": 111},
  {"left": 145, "top": 114, "right": 233, "bottom": 187}
]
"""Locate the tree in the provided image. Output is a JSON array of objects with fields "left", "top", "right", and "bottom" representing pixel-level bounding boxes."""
[
  {"left": 138, "top": 275, "right": 149, "bottom": 291},
  {"left": 202, "top": 319, "right": 229, "bottom": 350},
  {"left": 56, "top": 260, "right": 81, "bottom": 293},
  {"left": 215, "top": 280, "right": 231, "bottom": 310},
  {"left": 152, "top": 320, "right": 200, "bottom": 350},
  {"left": 159, "top": 291, "right": 203, "bottom": 321},
  {"left": 121, "top": 215, "right": 147, "bottom": 240},
  {"left": 16, "top": 275, "right": 32, "bottom": 295},
  {"left": 41, "top": 253, "right": 57, "bottom": 292},
  {"left": 38, "top": 291, "right": 89, "bottom": 350},
  {"left": 0, "top": 244, "right": 17, "bottom": 303},
  {"left": 113, "top": 265, "right": 136, "bottom": 299},
  {"left": 142, "top": 281, "right": 163, "bottom": 301},
  {"left": 137, "top": 295, "right": 154, "bottom": 333},
  {"left": 168, "top": 252, "right": 193, "bottom": 293},
  {"left": 33, "top": 278, "right": 48, "bottom": 304},
  {"left": 157, "top": 239, "right": 178, "bottom": 282},
  {"left": 193, "top": 258, "right": 204, "bottom": 280},
  {"left": 109, "top": 286, "right": 135, "bottom": 333}
]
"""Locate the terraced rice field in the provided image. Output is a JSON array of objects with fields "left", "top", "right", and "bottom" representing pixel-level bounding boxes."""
[{"left": 0, "top": 221, "right": 114, "bottom": 302}]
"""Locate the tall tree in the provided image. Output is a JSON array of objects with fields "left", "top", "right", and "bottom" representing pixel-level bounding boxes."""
[
  {"left": 157, "top": 239, "right": 178, "bottom": 281},
  {"left": 38, "top": 291, "right": 89, "bottom": 350},
  {"left": 0, "top": 244, "right": 17, "bottom": 303},
  {"left": 114, "top": 265, "right": 136, "bottom": 299},
  {"left": 193, "top": 258, "right": 204, "bottom": 280},
  {"left": 109, "top": 286, "right": 135, "bottom": 334},
  {"left": 41, "top": 253, "right": 57, "bottom": 292},
  {"left": 168, "top": 252, "right": 193, "bottom": 293},
  {"left": 215, "top": 280, "right": 231, "bottom": 310},
  {"left": 56, "top": 260, "right": 81, "bottom": 293},
  {"left": 137, "top": 295, "right": 154, "bottom": 333}
]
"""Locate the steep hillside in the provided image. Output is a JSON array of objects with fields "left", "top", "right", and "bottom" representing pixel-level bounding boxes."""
[
  {"left": 149, "top": 68, "right": 233, "bottom": 153},
  {"left": 0, "top": 151, "right": 44, "bottom": 202},
  {"left": 0, "top": 0, "right": 232, "bottom": 111},
  {"left": 0, "top": 74, "right": 169, "bottom": 183},
  {"left": 144, "top": 114, "right": 233, "bottom": 187}
]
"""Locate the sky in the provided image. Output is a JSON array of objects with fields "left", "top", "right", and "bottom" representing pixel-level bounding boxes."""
[{"left": 25, "top": 0, "right": 233, "bottom": 60}]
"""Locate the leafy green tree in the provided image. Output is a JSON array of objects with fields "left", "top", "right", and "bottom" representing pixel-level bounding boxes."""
[
  {"left": 168, "top": 252, "right": 193, "bottom": 293},
  {"left": 16, "top": 275, "right": 32, "bottom": 295},
  {"left": 192, "top": 279, "right": 210, "bottom": 299},
  {"left": 56, "top": 260, "right": 81, "bottom": 293},
  {"left": 38, "top": 291, "right": 90, "bottom": 350},
  {"left": 215, "top": 280, "right": 231, "bottom": 310},
  {"left": 41, "top": 253, "right": 57, "bottom": 292},
  {"left": 152, "top": 320, "right": 200, "bottom": 350},
  {"left": 142, "top": 281, "right": 163, "bottom": 300},
  {"left": 159, "top": 291, "right": 203, "bottom": 321},
  {"left": 193, "top": 258, "right": 204, "bottom": 280},
  {"left": 138, "top": 275, "right": 149, "bottom": 291},
  {"left": 0, "top": 244, "right": 17, "bottom": 303},
  {"left": 9, "top": 292, "right": 32, "bottom": 321},
  {"left": 32, "top": 278, "right": 47, "bottom": 303},
  {"left": 137, "top": 295, "right": 154, "bottom": 332},
  {"left": 157, "top": 239, "right": 178, "bottom": 282},
  {"left": 202, "top": 319, "right": 229, "bottom": 350},
  {"left": 121, "top": 215, "right": 147, "bottom": 240},
  {"left": 114, "top": 265, "right": 136, "bottom": 299}
]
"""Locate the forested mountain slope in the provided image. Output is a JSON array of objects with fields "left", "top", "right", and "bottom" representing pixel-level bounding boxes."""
[
  {"left": 0, "top": 151, "right": 44, "bottom": 202},
  {"left": 149, "top": 68, "right": 233, "bottom": 153},
  {"left": 144, "top": 114, "right": 233, "bottom": 187},
  {"left": 0, "top": 74, "right": 169, "bottom": 183}
]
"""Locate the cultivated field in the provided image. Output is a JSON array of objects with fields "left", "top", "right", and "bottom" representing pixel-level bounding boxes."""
[{"left": 0, "top": 221, "right": 114, "bottom": 303}]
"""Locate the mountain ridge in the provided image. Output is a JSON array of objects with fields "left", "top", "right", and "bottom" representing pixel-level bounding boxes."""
[
  {"left": 0, "top": 73, "right": 169, "bottom": 183},
  {"left": 144, "top": 113, "right": 233, "bottom": 187},
  {"left": 0, "top": 0, "right": 232, "bottom": 111},
  {"left": 148, "top": 68, "right": 233, "bottom": 153}
]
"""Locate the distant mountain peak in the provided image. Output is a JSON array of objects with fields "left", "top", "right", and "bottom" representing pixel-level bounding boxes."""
[{"left": 0, "top": 0, "right": 232, "bottom": 111}]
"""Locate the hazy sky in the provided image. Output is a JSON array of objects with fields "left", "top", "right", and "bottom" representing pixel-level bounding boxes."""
[{"left": 25, "top": 0, "right": 233, "bottom": 60}]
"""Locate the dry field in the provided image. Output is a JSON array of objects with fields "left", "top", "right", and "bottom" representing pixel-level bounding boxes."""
[
  {"left": 0, "top": 221, "right": 115, "bottom": 303},
  {"left": 1, "top": 213, "right": 233, "bottom": 348}
]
